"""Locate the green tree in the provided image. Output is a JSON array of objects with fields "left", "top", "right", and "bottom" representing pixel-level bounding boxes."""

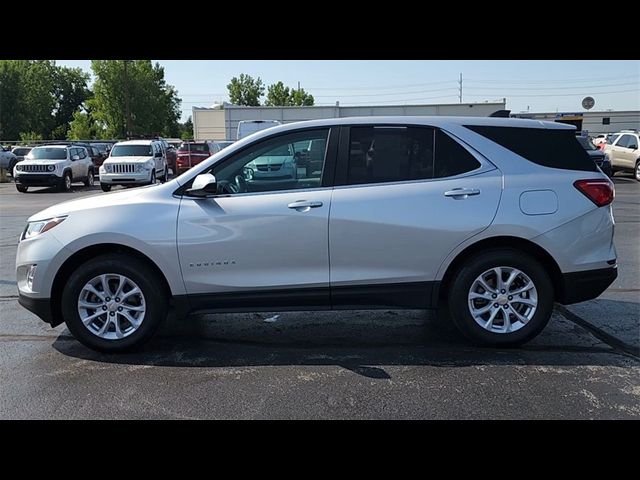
[
  {"left": 265, "top": 81, "right": 291, "bottom": 106},
  {"left": 19, "top": 131, "right": 43, "bottom": 142},
  {"left": 90, "top": 60, "right": 181, "bottom": 138},
  {"left": 290, "top": 88, "right": 314, "bottom": 106},
  {"left": 227, "top": 74, "right": 264, "bottom": 106},
  {"left": 68, "top": 110, "right": 96, "bottom": 140},
  {"left": 180, "top": 116, "right": 193, "bottom": 139},
  {"left": 0, "top": 60, "right": 56, "bottom": 139},
  {"left": 50, "top": 67, "right": 91, "bottom": 139}
]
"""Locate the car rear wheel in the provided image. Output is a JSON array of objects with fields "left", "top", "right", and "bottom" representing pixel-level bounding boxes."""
[
  {"left": 84, "top": 169, "right": 95, "bottom": 187},
  {"left": 60, "top": 172, "right": 72, "bottom": 192},
  {"left": 61, "top": 254, "right": 167, "bottom": 352},
  {"left": 100, "top": 183, "right": 111, "bottom": 192},
  {"left": 16, "top": 185, "right": 28, "bottom": 193},
  {"left": 161, "top": 165, "right": 168, "bottom": 183},
  {"left": 447, "top": 248, "right": 554, "bottom": 346}
]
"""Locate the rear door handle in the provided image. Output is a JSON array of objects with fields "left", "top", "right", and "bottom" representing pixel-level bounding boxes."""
[
  {"left": 288, "top": 200, "right": 323, "bottom": 211},
  {"left": 444, "top": 188, "right": 481, "bottom": 198}
]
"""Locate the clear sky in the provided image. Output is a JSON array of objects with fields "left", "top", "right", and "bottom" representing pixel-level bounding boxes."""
[{"left": 57, "top": 60, "right": 640, "bottom": 121}]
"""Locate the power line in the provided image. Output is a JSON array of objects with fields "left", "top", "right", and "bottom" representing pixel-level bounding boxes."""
[
  {"left": 465, "top": 73, "right": 640, "bottom": 84},
  {"left": 465, "top": 88, "right": 638, "bottom": 98},
  {"left": 465, "top": 81, "right": 640, "bottom": 91}
]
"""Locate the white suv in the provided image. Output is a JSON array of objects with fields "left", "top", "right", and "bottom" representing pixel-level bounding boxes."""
[
  {"left": 100, "top": 140, "right": 168, "bottom": 192},
  {"left": 13, "top": 144, "right": 95, "bottom": 193},
  {"left": 16, "top": 117, "right": 617, "bottom": 352}
]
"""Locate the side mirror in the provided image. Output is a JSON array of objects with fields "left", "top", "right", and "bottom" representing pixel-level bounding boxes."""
[
  {"left": 71, "top": 155, "right": 80, "bottom": 161},
  {"left": 630, "top": 144, "right": 638, "bottom": 150},
  {"left": 154, "top": 151, "right": 163, "bottom": 158},
  {"left": 186, "top": 173, "right": 217, "bottom": 197}
]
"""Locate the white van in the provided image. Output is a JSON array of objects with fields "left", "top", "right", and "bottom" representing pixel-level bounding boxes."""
[{"left": 237, "top": 120, "right": 281, "bottom": 140}]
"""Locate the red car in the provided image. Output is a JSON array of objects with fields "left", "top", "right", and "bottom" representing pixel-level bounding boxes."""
[{"left": 175, "top": 141, "right": 217, "bottom": 175}]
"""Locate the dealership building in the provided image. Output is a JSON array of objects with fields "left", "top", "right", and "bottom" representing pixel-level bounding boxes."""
[
  {"left": 192, "top": 101, "right": 507, "bottom": 141},
  {"left": 192, "top": 101, "right": 639, "bottom": 141}
]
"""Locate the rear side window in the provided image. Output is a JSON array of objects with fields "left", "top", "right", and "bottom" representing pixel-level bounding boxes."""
[
  {"left": 465, "top": 125, "right": 597, "bottom": 172},
  {"left": 347, "top": 126, "right": 435, "bottom": 185},
  {"left": 434, "top": 130, "right": 481, "bottom": 178}
]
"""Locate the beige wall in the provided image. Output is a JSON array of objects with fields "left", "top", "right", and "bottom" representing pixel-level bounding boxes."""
[
  {"left": 192, "top": 108, "right": 225, "bottom": 141},
  {"left": 193, "top": 102, "right": 507, "bottom": 141}
]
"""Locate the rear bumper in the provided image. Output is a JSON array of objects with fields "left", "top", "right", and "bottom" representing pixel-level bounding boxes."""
[
  {"left": 558, "top": 265, "right": 617, "bottom": 305},
  {"left": 18, "top": 294, "right": 62, "bottom": 327},
  {"left": 14, "top": 174, "right": 61, "bottom": 186}
]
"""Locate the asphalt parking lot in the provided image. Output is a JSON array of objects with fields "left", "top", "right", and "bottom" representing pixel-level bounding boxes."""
[{"left": 0, "top": 177, "right": 638, "bottom": 419}]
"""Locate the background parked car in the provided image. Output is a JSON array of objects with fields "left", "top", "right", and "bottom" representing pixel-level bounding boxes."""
[
  {"left": 1, "top": 146, "right": 17, "bottom": 173},
  {"left": 175, "top": 141, "right": 216, "bottom": 175},
  {"left": 604, "top": 130, "right": 640, "bottom": 181},
  {"left": 576, "top": 135, "right": 612, "bottom": 176},
  {"left": 13, "top": 144, "right": 95, "bottom": 192}
]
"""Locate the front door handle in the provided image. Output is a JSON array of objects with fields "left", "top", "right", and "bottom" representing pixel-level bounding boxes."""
[
  {"left": 444, "top": 188, "right": 481, "bottom": 198},
  {"left": 288, "top": 200, "right": 323, "bottom": 211}
]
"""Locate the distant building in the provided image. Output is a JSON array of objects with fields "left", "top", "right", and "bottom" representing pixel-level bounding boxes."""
[
  {"left": 512, "top": 110, "right": 639, "bottom": 135},
  {"left": 192, "top": 101, "right": 507, "bottom": 141}
]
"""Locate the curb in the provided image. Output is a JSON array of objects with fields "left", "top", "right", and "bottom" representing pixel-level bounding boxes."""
[{"left": 555, "top": 304, "right": 640, "bottom": 358}]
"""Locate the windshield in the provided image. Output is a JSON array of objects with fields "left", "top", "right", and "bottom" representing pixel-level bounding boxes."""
[
  {"left": 178, "top": 143, "right": 209, "bottom": 152},
  {"left": 29, "top": 147, "right": 67, "bottom": 160},
  {"left": 12, "top": 148, "right": 31, "bottom": 156},
  {"left": 110, "top": 145, "right": 152, "bottom": 157},
  {"left": 576, "top": 136, "right": 597, "bottom": 151}
]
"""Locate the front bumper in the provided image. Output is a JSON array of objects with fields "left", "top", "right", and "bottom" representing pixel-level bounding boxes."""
[
  {"left": 100, "top": 171, "right": 151, "bottom": 185},
  {"left": 14, "top": 174, "right": 61, "bottom": 186},
  {"left": 18, "top": 293, "right": 61, "bottom": 326},
  {"left": 557, "top": 265, "right": 618, "bottom": 305}
]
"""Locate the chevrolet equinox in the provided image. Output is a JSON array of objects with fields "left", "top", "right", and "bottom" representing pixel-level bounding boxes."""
[{"left": 16, "top": 117, "right": 617, "bottom": 352}]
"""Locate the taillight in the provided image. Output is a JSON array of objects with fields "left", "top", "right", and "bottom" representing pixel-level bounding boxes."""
[{"left": 574, "top": 179, "right": 614, "bottom": 207}]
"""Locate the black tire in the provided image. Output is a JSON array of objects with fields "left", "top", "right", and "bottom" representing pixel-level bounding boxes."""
[
  {"left": 84, "top": 169, "right": 95, "bottom": 187},
  {"left": 147, "top": 170, "right": 156, "bottom": 186},
  {"left": 447, "top": 248, "right": 554, "bottom": 347},
  {"left": 61, "top": 253, "right": 168, "bottom": 352},
  {"left": 100, "top": 183, "right": 111, "bottom": 192},
  {"left": 635, "top": 160, "right": 640, "bottom": 182},
  {"left": 60, "top": 171, "right": 72, "bottom": 192},
  {"left": 160, "top": 165, "right": 168, "bottom": 183},
  {"left": 16, "top": 185, "right": 28, "bottom": 193},
  {"left": 8, "top": 158, "right": 18, "bottom": 176}
]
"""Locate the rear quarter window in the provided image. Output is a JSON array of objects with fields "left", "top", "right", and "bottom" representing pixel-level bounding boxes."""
[{"left": 465, "top": 125, "right": 597, "bottom": 172}]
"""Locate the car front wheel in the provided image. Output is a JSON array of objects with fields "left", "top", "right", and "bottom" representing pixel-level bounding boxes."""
[
  {"left": 635, "top": 160, "right": 640, "bottom": 182},
  {"left": 447, "top": 248, "right": 554, "bottom": 346},
  {"left": 61, "top": 254, "right": 168, "bottom": 352},
  {"left": 60, "top": 172, "right": 72, "bottom": 192},
  {"left": 100, "top": 183, "right": 111, "bottom": 192},
  {"left": 16, "top": 185, "right": 28, "bottom": 193}
]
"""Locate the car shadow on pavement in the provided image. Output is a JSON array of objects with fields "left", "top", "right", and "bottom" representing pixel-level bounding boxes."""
[{"left": 51, "top": 309, "right": 636, "bottom": 379}]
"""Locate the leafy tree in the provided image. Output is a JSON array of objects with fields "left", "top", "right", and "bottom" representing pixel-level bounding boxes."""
[
  {"left": 290, "top": 88, "right": 314, "bottom": 106},
  {"left": 264, "top": 81, "right": 315, "bottom": 106},
  {"left": 68, "top": 110, "right": 96, "bottom": 140},
  {"left": 227, "top": 74, "right": 264, "bottom": 106},
  {"left": 265, "top": 81, "right": 291, "bottom": 106},
  {"left": 50, "top": 67, "right": 91, "bottom": 139},
  {"left": 90, "top": 60, "right": 181, "bottom": 138},
  {"left": 0, "top": 61, "right": 89, "bottom": 140},
  {"left": 19, "top": 131, "right": 43, "bottom": 142},
  {"left": 180, "top": 116, "right": 193, "bottom": 139}
]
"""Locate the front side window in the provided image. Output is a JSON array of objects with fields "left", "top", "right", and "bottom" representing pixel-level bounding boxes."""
[
  {"left": 78, "top": 148, "right": 87, "bottom": 159},
  {"left": 211, "top": 128, "right": 329, "bottom": 195},
  {"left": 615, "top": 135, "right": 630, "bottom": 148}
]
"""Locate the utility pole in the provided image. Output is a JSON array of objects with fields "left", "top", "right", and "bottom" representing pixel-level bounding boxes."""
[
  {"left": 458, "top": 73, "right": 463, "bottom": 104},
  {"left": 124, "top": 60, "right": 132, "bottom": 138},
  {"left": 297, "top": 81, "right": 300, "bottom": 93}
]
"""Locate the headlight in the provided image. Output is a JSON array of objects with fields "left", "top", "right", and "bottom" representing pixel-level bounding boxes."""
[
  {"left": 21, "top": 216, "right": 67, "bottom": 241},
  {"left": 136, "top": 164, "right": 145, "bottom": 173},
  {"left": 47, "top": 165, "right": 55, "bottom": 172},
  {"left": 16, "top": 164, "right": 23, "bottom": 171},
  {"left": 104, "top": 164, "right": 113, "bottom": 173}
]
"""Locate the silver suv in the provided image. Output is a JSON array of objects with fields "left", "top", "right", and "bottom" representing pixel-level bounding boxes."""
[
  {"left": 13, "top": 144, "right": 95, "bottom": 193},
  {"left": 99, "top": 140, "right": 168, "bottom": 192},
  {"left": 16, "top": 117, "right": 617, "bottom": 352}
]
